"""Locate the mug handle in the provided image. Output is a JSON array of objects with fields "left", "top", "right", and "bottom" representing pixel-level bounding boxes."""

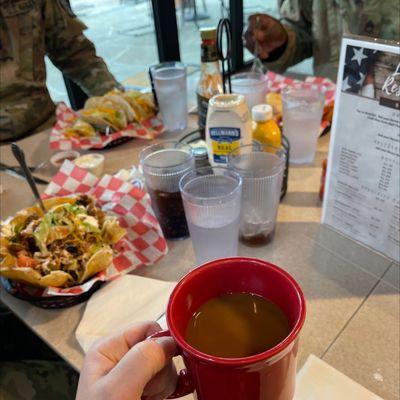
[{"left": 142, "top": 330, "right": 194, "bottom": 399}]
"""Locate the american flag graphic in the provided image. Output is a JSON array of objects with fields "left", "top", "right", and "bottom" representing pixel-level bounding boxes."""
[{"left": 342, "top": 46, "right": 378, "bottom": 93}]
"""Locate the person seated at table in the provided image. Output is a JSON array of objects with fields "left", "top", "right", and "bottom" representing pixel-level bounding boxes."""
[
  {"left": 0, "top": 321, "right": 175, "bottom": 399},
  {"left": 0, "top": 0, "right": 122, "bottom": 143},
  {"left": 244, "top": 0, "right": 399, "bottom": 81}
]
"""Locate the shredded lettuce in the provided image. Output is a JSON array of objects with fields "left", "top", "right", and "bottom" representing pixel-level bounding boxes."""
[{"left": 33, "top": 214, "right": 52, "bottom": 253}]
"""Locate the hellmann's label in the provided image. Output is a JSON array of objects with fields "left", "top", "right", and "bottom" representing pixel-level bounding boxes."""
[{"left": 209, "top": 127, "right": 241, "bottom": 163}]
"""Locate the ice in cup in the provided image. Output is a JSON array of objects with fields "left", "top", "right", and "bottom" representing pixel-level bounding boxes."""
[
  {"left": 231, "top": 72, "right": 268, "bottom": 110},
  {"left": 282, "top": 87, "right": 325, "bottom": 164},
  {"left": 179, "top": 167, "right": 242, "bottom": 264},
  {"left": 228, "top": 144, "right": 285, "bottom": 246},
  {"left": 150, "top": 62, "right": 187, "bottom": 132}
]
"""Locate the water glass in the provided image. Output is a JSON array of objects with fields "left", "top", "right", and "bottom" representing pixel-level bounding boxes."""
[
  {"left": 140, "top": 142, "right": 194, "bottom": 240},
  {"left": 231, "top": 72, "right": 268, "bottom": 110},
  {"left": 150, "top": 62, "right": 188, "bottom": 132},
  {"left": 228, "top": 144, "right": 285, "bottom": 246},
  {"left": 179, "top": 167, "right": 242, "bottom": 265},
  {"left": 282, "top": 87, "right": 324, "bottom": 164}
]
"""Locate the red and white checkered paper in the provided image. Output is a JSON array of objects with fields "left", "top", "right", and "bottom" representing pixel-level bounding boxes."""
[
  {"left": 266, "top": 71, "right": 336, "bottom": 106},
  {"left": 50, "top": 103, "right": 165, "bottom": 151},
  {"left": 19, "top": 160, "right": 168, "bottom": 297}
]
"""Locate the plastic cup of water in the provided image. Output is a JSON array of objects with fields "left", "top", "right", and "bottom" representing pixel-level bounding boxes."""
[
  {"left": 231, "top": 72, "right": 268, "bottom": 110},
  {"left": 282, "top": 87, "right": 325, "bottom": 164},
  {"left": 228, "top": 144, "right": 285, "bottom": 246},
  {"left": 150, "top": 62, "right": 188, "bottom": 132},
  {"left": 179, "top": 167, "right": 242, "bottom": 265}
]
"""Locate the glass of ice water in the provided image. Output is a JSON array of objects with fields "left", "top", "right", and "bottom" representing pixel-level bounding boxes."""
[
  {"left": 231, "top": 72, "right": 268, "bottom": 110},
  {"left": 282, "top": 87, "right": 325, "bottom": 164},
  {"left": 179, "top": 167, "right": 242, "bottom": 265},
  {"left": 228, "top": 144, "right": 285, "bottom": 246},
  {"left": 150, "top": 62, "right": 187, "bottom": 132}
]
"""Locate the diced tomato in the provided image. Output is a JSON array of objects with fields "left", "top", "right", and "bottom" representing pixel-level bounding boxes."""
[{"left": 17, "top": 253, "right": 39, "bottom": 268}]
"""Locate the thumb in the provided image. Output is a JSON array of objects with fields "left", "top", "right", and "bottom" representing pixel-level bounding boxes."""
[{"left": 104, "top": 336, "right": 177, "bottom": 397}]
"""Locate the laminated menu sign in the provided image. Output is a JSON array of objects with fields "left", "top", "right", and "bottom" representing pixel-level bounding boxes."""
[{"left": 322, "top": 36, "right": 400, "bottom": 262}]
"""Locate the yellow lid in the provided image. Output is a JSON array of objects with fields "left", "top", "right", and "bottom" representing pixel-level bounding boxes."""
[{"left": 200, "top": 27, "right": 217, "bottom": 40}]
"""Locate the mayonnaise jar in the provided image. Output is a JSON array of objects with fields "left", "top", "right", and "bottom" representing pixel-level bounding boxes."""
[{"left": 205, "top": 94, "right": 252, "bottom": 166}]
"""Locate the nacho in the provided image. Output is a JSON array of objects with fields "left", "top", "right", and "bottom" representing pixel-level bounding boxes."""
[{"left": 0, "top": 195, "right": 126, "bottom": 288}]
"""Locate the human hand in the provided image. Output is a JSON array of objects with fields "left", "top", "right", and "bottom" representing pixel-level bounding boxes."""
[
  {"left": 76, "top": 321, "right": 177, "bottom": 400},
  {"left": 244, "top": 14, "right": 288, "bottom": 60}
]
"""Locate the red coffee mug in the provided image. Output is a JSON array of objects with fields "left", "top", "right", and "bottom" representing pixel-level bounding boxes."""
[{"left": 152, "top": 257, "right": 306, "bottom": 400}]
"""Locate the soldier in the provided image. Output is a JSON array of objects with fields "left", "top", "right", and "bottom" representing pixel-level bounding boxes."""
[
  {"left": 0, "top": 0, "right": 123, "bottom": 142},
  {"left": 244, "top": 0, "right": 400, "bottom": 81}
]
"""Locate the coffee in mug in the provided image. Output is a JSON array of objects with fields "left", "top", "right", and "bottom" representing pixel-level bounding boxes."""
[{"left": 185, "top": 292, "right": 290, "bottom": 358}]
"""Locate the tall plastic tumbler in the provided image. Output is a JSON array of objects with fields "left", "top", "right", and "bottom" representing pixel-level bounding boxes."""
[
  {"left": 151, "top": 62, "right": 187, "bottom": 132},
  {"left": 179, "top": 167, "right": 242, "bottom": 265},
  {"left": 140, "top": 142, "right": 194, "bottom": 240},
  {"left": 282, "top": 87, "right": 324, "bottom": 164},
  {"left": 228, "top": 144, "right": 285, "bottom": 246}
]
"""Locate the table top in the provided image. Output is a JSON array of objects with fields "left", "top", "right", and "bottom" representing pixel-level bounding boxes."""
[{"left": 1, "top": 119, "right": 399, "bottom": 400}]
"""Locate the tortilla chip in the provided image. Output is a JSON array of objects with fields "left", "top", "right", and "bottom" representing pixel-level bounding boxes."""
[
  {"left": 0, "top": 266, "right": 72, "bottom": 288},
  {"left": 102, "top": 218, "right": 126, "bottom": 244},
  {"left": 40, "top": 271, "right": 73, "bottom": 287},
  {"left": 79, "top": 246, "right": 113, "bottom": 283}
]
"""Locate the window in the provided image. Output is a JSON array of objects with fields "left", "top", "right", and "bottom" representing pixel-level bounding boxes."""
[
  {"left": 46, "top": 0, "right": 159, "bottom": 105},
  {"left": 45, "top": 0, "right": 313, "bottom": 108}
]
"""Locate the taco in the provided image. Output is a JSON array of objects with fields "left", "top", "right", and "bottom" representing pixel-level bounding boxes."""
[
  {"left": 63, "top": 118, "right": 97, "bottom": 138},
  {"left": 84, "top": 94, "right": 135, "bottom": 123},
  {"left": 121, "top": 90, "right": 157, "bottom": 122},
  {"left": 0, "top": 195, "right": 126, "bottom": 288},
  {"left": 79, "top": 107, "right": 127, "bottom": 132}
]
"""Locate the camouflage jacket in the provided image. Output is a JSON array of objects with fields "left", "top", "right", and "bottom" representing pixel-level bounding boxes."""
[
  {"left": 0, "top": 0, "right": 121, "bottom": 142},
  {"left": 265, "top": 0, "right": 400, "bottom": 79}
]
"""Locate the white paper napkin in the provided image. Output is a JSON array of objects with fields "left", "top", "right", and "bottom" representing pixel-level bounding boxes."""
[
  {"left": 294, "top": 354, "right": 383, "bottom": 400},
  {"left": 76, "top": 275, "right": 176, "bottom": 352}
]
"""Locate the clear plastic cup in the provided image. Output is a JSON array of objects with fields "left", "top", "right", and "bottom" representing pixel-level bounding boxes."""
[
  {"left": 140, "top": 142, "right": 194, "bottom": 240},
  {"left": 231, "top": 72, "right": 268, "bottom": 110},
  {"left": 282, "top": 87, "right": 325, "bottom": 164},
  {"left": 179, "top": 167, "right": 242, "bottom": 265},
  {"left": 150, "top": 62, "right": 188, "bottom": 132},
  {"left": 228, "top": 144, "right": 285, "bottom": 246}
]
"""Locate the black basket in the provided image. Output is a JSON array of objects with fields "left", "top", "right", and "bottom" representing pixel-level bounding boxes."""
[
  {"left": 1, "top": 277, "right": 103, "bottom": 309},
  {"left": 102, "top": 136, "right": 133, "bottom": 149}
]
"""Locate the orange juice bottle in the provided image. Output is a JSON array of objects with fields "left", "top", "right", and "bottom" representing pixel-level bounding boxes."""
[{"left": 252, "top": 104, "right": 281, "bottom": 149}]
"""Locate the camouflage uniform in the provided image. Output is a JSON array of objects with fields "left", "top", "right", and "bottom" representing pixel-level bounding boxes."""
[
  {"left": 0, "top": 0, "right": 122, "bottom": 142},
  {"left": 0, "top": 361, "right": 78, "bottom": 400},
  {"left": 265, "top": 0, "right": 400, "bottom": 80},
  {"left": 0, "top": 303, "right": 79, "bottom": 399}
]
